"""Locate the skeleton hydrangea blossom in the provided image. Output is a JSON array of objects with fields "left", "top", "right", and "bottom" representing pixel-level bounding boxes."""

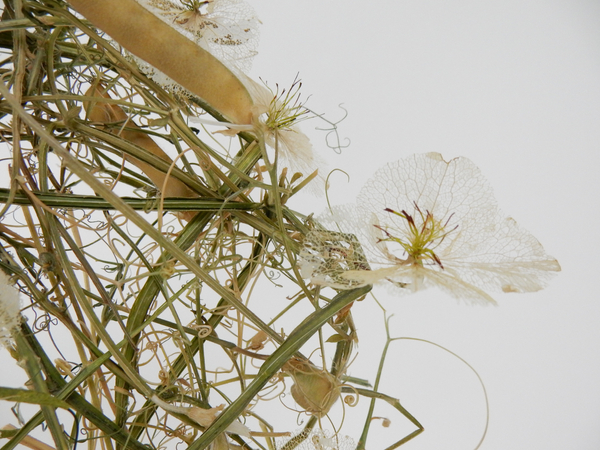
[
  {"left": 127, "top": 0, "right": 260, "bottom": 96},
  {"left": 0, "top": 271, "right": 21, "bottom": 348},
  {"left": 276, "top": 429, "right": 356, "bottom": 450},
  {"left": 300, "top": 153, "right": 561, "bottom": 304},
  {"left": 136, "top": 0, "right": 260, "bottom": 73}
]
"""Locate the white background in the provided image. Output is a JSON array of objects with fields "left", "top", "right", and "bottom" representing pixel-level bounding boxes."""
[
  {"left": 247, "top": 0, "right": 600, "bottom": 449},
  {"left": 2, "top": 1, "right": 600, "bottom": 449}
]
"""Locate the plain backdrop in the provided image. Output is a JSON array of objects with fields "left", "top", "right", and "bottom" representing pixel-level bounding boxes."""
[
  {"left": 246, "top": 0, "right": 600, "bottom": 449},
  {"left": 2, "top": 1, "right": 600, "bottom": 449}
]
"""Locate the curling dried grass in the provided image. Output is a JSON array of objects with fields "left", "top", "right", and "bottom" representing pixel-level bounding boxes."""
[{"left": 0, "top": 3, "right": 374, "bottom": 450}]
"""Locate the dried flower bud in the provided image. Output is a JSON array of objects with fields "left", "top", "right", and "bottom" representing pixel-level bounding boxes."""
[
  {"left": 284, "top": 357, "right": 341, "bottom": 418},
  {"left": 246, "top": 330, "right": 268, "bottom": 351},
  {"left": 54, "top": 358, "right": 74, "bottom": 377},
  {"left": 186, "top": 404, "right": 224, "bottom": 427},
  {"left": 150, "top": 395, "right": 250, "bottom": 437}
]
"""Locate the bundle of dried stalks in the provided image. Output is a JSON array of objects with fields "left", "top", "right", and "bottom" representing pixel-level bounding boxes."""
[{"left": 0, "top": 2, "right": 379, "bottom": 450}]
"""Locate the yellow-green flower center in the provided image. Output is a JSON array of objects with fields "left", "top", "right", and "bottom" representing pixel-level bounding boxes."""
[
  {"left": 263, "top": 78, "right": 310, "bottom": 131},
  {"left": 178, "top": 0, "right": 210, "bottom": 13},
  {"left": 376, "top": 206, "right": 456, "bottom": 268}
]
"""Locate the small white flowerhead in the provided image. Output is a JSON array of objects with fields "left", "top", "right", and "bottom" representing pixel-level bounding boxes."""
[
  {"left": 136, "top": 0, "right": 260, "bottom": 73},
  {"left": 0, "top": 270, "right": 22, "bottom": 347},
  {"left": 277, "top": 429, "right": 355, "bottom": 450},
  {"left": 301, "top": 153, "right": 561, "bottom": 304},
  {"left": 187, "top": 74, "right": 327, "bottom": 193},
  {"left": 243, "top": 77, "right": 327, "bottom": 194},
  {"left": 300, "top": 230, "right": 370, "bottom": 289}
]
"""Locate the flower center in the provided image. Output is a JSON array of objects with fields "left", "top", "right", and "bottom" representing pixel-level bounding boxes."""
[
  {"left": 180, "top": 0, "right": 211, "bottom": 13},
  {"left": 173, "top": 1, "right": 212, "bottom": 24},
  {"left": 262, "top": 78, "right": 310, "bottom": 132},
  {"left": 375, "top": 205, "right": 457, "bottom": 268}
]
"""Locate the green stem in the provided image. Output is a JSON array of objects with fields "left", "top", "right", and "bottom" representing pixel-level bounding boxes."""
[
  {"left": 2, "top": 322, "right": 149, "bottom": 450},
  {"left": 13, "top": 332, "right": 70, "bottom": 450},
  {"left": 188, "top": 285, "right": 371, "bottom": 450},
  {"left": 356, "top": 314, "right": 423, "bottom": 449},
  {"left": 0, "top": 188, "right": 260, "bottom": 211}
]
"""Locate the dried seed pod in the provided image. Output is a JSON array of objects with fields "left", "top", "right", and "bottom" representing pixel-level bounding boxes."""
[
  {"left": 283, "top": 357, "right": 341, "bottom": 418},
  {"left": 67, "top": 0, "right": 253, "bottom": 124},
  {"left": 85, "top": 85, "right": 198, "bottom": 220},
  {"left": 136, "top": 0, "right": 260, "bottom": 74},
  {"left": 246, "top": 329, "right": 268, "bottom": 351}
]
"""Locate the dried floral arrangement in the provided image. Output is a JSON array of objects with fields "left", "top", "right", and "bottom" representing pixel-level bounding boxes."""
[{"left": 0, "top": 1, "right": 560, "bottom": 450}]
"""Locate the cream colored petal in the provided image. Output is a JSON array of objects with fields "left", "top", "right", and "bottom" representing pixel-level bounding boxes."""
[{"left": 302, "top": 153, "right": 560, "bottom": 302}]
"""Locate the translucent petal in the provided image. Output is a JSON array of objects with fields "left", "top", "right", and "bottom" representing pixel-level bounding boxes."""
[
  {"left": 242, "top": 76, "right": 328, "bottom": 194},
  {"left": 302, "top": 153, "right": 560, "bottom": 303}
]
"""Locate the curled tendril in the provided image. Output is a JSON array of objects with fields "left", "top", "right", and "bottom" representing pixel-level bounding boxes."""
[
  {"left": 370, "top": 416, "right": 391, "bottom": 428},
  {"left": 312, "top": 103, "right": 351, "bottom": 154},
  {"left": 343, "top": 394, "right": 358, "bottom": 407},
  {"left": 32, "top": 312, "right": 57, "bottom": 333},
  {"left": 193, "top": 324, "right": 213, "bottom": 338}
]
